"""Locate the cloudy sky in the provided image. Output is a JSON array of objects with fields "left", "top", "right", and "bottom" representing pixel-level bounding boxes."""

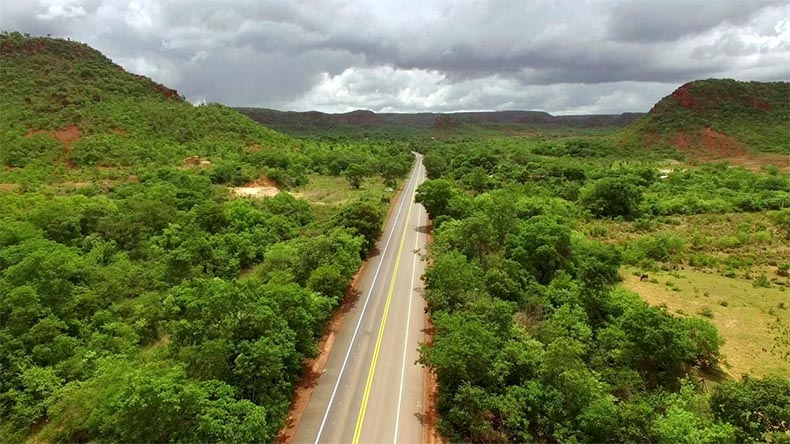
[{"left": 1, "top": 0, "right": 788, "bottom": 114}]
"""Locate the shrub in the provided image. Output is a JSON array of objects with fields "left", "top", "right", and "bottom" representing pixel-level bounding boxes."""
[
  {"left": 624, "top": 233, "right": 685, "bottom": 264},
  {"left": 581, "top": 176, "right": 644, "bottom": 219},
  {"left": 711, "top": 377, "right": 790, "bottom": 444},
  {"left": 587, "top": 224, "right": 608, "bottom": 237},
  {"left": 753, "top": 273, "right": 771, "bottom": 288},
  {"left": 717, "top": 235, "right": 742, "bottom": 249},
  {"left": 634, "top": 217, "right": 656, "bottom": 232},
  {"left": 698, "top": 306, "right": 714, "bottom": 318}
]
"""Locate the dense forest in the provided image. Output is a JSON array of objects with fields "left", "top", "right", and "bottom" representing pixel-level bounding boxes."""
[
  {"left": 415, "top": 136, "right": 790, "bottom": 443},
  {"left": 0, "top": 33, "right": 412, "bottom": 443}
]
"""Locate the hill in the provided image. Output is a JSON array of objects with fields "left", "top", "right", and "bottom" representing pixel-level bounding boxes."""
[
  {"left": 625, "top": 79, "right": 790, "bottom": 166},
  {"left": 235, "top": 107, "right": 643, "bottom": 137},
  {"left": 0, "top": 32, "right": 304, "bottom": 177}
]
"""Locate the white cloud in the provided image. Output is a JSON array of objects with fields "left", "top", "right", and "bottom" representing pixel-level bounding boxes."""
[
  {"left": 35, "top": 1, "right": 87, "bottom": 20},
  {"left": 289, "top": 66, "right": 676, "bottom": 115},
  {"left": 2, "top": 0, "right": 788, "bottom": 113}
]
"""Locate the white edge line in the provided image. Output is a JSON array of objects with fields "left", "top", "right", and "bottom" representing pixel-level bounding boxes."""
[
  {"left": 313, "top": 157, "right": 421, "bottom": 444},
  {"left": 393, "top": 173, "right": 423, "bottom": 443}
]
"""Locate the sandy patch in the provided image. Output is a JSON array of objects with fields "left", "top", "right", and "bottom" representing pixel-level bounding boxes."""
[
  {"left": 58, "top": 181, "right": 92, "bottom": 189},
  {"left": 230, "top": 177, "right": 281, "bottom": 199},
  {"left": 231, "top": 187, "right": 280, "bottom": 198},
  {"left": 0, "top": 183, "right": 20, "bottom": 192},
  {"left": 182, "top": 155, "right": 212, "bottom": 167}
]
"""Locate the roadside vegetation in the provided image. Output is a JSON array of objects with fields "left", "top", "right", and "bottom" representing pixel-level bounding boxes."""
[
  {"left": 416, "top": 131, "right": 790, "bottom": 443},
  {"left": 0, "top": 33, "right": 412, "bottom": 443}
]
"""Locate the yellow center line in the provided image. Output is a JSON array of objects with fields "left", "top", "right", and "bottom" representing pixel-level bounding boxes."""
[{"left": 351, "top": 167, "right": 419, "bottom": 444}]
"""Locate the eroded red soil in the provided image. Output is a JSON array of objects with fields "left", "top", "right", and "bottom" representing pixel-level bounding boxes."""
[
  {"left": 26, "top": 124, "right": 81, "bottom": 148},
  {"left": 668, "top": 128, "right": 789, "bottom": 172}
]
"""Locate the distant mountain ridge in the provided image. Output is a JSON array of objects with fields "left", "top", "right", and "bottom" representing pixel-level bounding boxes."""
[{"left": 235, "top": 107, "right": 644, "bottom": 135}]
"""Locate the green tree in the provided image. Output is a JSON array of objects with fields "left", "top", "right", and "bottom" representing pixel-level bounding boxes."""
[
  {"left": 711, "top": 377, "right": 790, "bottom": 444},
  {"left": 42, "top": 359, "right": 272, "bottom": 444},
  {"left": 344, "top": 163, "right": 366, "bottom": 189},
  {"left": 380, "top": 156, "right": 410, "bottom": 188},
  {"left": 653, "top": 380, "right": 736, "bottom": 444},
  {"left": 423, "top": 251, "right": 483, "bottom": 312},
  {"left": 307, "top": 264, "right": 348, "bottom": 301},
  {"left": 419, "top": 312, "right": 503, "bottom": 392},
  {"left": 770, "top": 208, "right": 790, "bottom": 239},
  {"left": 573, "top": 238, "right": 622, "bottom": 290},
  {"left": 620, "top": 303, "right": 694, "bottom": 385},
  {"left": 654, "top": 405, "right": 736, "bottom": 444},
  {"left": 415, "top": 179, "right": 459, "bottom": 220},
  {"left": 681, "top": 317, "right": 723, "bottom": 370},
  {"left": 581, "top": 176, "right": 644, "bottom": 218},
  {"left": 333, "top": 200, "right": 383, "bottom": 256},
  {"left": 508, "top": 215, "right": 572, "bottom": 285}
]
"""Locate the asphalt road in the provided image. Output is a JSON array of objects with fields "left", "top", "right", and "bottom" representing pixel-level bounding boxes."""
[{"left": 292, "top": 154, "right": 429, "bottom": 444}]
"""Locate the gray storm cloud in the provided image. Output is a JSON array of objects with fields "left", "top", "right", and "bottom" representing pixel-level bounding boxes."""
[{"left": 1, "top": 0, "right": 788, "bottom": 113}]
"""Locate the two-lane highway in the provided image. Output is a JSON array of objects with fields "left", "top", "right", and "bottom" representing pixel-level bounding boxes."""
[{"left": 292, "top": 154, "right": 428, "bottom": 444}]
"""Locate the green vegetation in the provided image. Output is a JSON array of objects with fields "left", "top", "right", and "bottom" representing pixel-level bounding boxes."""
[
  {"left": 0, "top": 33, "right": 412, "bottom": 443},
  {"left": 416, "top": 130, "right": 790, "bottom": 443}
]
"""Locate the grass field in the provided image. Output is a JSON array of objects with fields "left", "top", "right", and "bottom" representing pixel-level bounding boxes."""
[
  {"left": 622, "top": 266, "right": 790, "bottom": 378},
  {"left": 291, "top": 174, "right": 396, "bottom": 220},
  {"left": 589, "top": 212, "right": 790, "bottom": 274}
]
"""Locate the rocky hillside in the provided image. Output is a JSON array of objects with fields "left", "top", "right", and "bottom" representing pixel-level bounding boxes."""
[
  {"left": 0, "top": 32, "right": 292, "bottom": 173},
  {"left": 627, "top": 79, "right": 790, "bottom": 155}
]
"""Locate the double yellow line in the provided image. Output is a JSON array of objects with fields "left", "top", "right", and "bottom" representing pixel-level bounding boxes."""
[{"left": 351, "top": 166, "right": 419, "bottom": 444}]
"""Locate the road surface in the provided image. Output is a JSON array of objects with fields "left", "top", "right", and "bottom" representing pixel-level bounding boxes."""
[{"left": 292, "top": 154, "right": 429, "bottom": 444}]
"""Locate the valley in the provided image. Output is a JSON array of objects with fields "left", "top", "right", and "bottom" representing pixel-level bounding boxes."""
[{"left": 1, "top": 30, "right": 789, "bottom": 444}]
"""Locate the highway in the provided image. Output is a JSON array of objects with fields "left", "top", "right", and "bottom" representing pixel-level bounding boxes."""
[{"left": 291, "top": 154, "right": 429, "bottom": 444}]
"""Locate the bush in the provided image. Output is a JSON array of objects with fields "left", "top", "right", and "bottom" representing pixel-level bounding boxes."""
[
  {"left": 697, "top": 306, "right": 714, "bottom": 318},
  {"left": 581, "top": 177, "right": 644, "bottom": 219},
  {"left": 634, "top": 217, "right": 656, "bottom": 232},
  {"left": 711, "top": 377, "right": 790, "bottom": 443},
  {"left": 1, "top": 134, "right": 64, "bottom": 167},
  {"left": 753, "top": 273, "right": 771, "bottom": 288},
  {"left": 624, "top": 233, "right": 685, "bottom": 264}
]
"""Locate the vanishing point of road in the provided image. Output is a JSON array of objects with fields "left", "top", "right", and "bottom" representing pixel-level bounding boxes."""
[{"left": 292, "top": 154, "right": 429, "bottom": 444}]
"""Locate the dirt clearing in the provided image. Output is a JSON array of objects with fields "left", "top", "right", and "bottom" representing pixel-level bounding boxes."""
[
  {"left": 230, "top": 176, "right": 281, "bottom": 198},
  {"left": 25, "top": 125, "right": 82, "bottom": 148},
  {"left": 670, "top": 128, "right": 789, "bottom": 172}
]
